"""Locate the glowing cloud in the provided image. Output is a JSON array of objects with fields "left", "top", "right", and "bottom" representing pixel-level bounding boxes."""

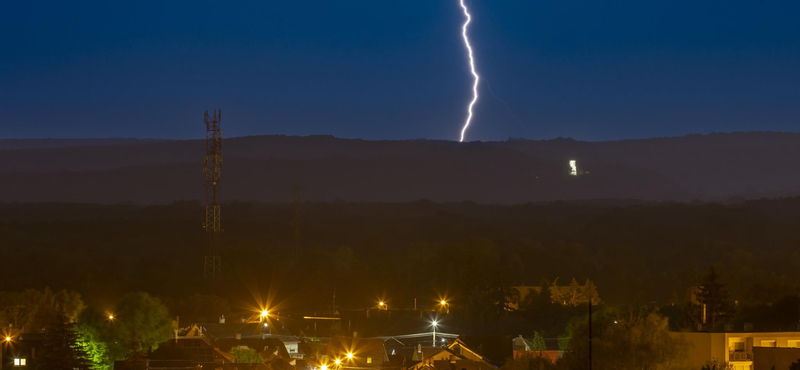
[{"left": 458, "top": 0, "right": 480, "bottom": 143}]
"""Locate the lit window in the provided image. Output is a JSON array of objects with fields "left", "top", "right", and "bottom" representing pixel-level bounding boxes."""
[
  {"left": 367, "top": 357, "right": 372, "bottom": 364},
  {"left": 14, "top": 358, "right": 26, "bottom": 366}
]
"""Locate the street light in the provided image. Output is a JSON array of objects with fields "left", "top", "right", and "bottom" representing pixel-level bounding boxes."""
[
  {"left": 261, "top": 310, "right": 269, "bottom": 318},
  {"left": 431, "top": 320, "right": 438, "bottom": 347},
  {"left": 321, "top": 365, "right": 328, "bottom": 370},
  {"left": 378, "top": 301, "right": 386, "bottom": 310},
  {"left": 4, "top": 336, "right": 10, "bottom": 342},
  {"left": 334, "top": 359, "right": 341, "bottom": 365},
  {"left": 346, "top": 352, "right": 354, "bottom": 360}
]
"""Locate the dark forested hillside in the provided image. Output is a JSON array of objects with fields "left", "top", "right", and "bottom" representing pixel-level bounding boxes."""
[
  {"left": 2, "top": 132, "right": 799, "bottom": 203},
  {"left": 2, "top": 198, "right": 800, "bottom": 311}
]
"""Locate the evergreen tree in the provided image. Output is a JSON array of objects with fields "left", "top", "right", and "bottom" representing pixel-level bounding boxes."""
[
  {"left": 568, "top": 278, "right": 581, "bottom": 306},
  {"left": 36, "top": 308, "right": 90, "bottom": 370},
  {"left": 530, "top": 331, "right": 547, "bottom": 351},
  {"left": 697, "top": 265, "right": 732, "bottom": 329},
  {"left": 582, "top": 279, "right": 600, "bottom": 305},
  {"left": 549, "top": 278, "right": 564, "bottom": 305}
]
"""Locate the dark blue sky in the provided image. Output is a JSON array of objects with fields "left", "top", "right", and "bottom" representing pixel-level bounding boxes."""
[{"left": 2, "top": 1, "right": 799, "bottom": 141}]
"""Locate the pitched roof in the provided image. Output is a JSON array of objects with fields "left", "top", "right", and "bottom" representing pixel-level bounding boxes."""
[
  {"left": 455, "top": 336, "right": 512, "bottom": 365},
  {"left": 197, "top": 319, "right": 295, "bottom": 339},
  {"left": 215, "top": 337, "right": 291, "bottom": 359},
  {"left": 407, "top": 343, "right": 496, "bottom": 370},
  {"left": 326, "top": 336, "right": 389, "bottom": 365}
]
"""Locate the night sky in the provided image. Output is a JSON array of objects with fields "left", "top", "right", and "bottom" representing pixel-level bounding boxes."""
[{"left": 2, "top": 1, "right": 799, "bottom": 141}]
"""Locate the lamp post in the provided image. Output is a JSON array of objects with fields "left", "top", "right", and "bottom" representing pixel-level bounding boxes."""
[{"left": 431, "top": 321, "right": 438, "bottom": 347}]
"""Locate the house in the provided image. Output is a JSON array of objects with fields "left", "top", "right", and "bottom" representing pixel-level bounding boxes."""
[
  {"left": 406, "top": 339, "right": 497, "bottom": 370},
  {"left": 1, "top": 333, "right": 44, "bottom": 370},
  {"left": 188, "top": 317, "right": 303, "bottom": 361},
  {"left": 511, "top": 335, "right": 559, "bottom": 363},
  {"left": 214, "top": 337, "right": 290, "bottom": 361},
  {"left": 673, "top": 331, "right": 800, "bottom": 370},
  {"left": 456, "top": 336, "right": 512, "bottom": 366},
  {"left": 752, "top": 347, "right": 800, "bottom": 370},
  {"left": 324, "top": 336, "right": 388, "bottom": 368}
]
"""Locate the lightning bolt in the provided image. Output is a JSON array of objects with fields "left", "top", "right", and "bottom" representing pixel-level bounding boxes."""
[{"left": 458, "top": 0, "right": 480, "bottom": 143}]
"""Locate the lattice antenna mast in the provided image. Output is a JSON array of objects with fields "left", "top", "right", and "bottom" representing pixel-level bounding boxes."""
[
  {"left": 293, "top": 175, "right": 303, "bottom": 257},
  {"left": 203, "top": 110, "right": 222, "bottom": 279}
]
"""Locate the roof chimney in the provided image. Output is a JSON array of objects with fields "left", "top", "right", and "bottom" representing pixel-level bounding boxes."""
[
  {"left": 241, "top": 317, "right": 247, "bottom": 323},
  {"left": 219, "top": 315, "right": 225, "bottom": 324}
]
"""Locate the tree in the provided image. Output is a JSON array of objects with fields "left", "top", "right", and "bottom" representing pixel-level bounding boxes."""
[
  {"left": 55, "top": 290, "right": 86, "bottom": 323},
  {"left": 702, "top": 358, "right": 733, "bottom": 370},
  {"left": 36, "top": 308, "right": 90, "bottom": 370},
  {"left": 77, "top": 308, "right": 113, "bottom": 370},
  {"left": 80, "top": 293, "right": 173, "bottom": 367},
  {"left": 567, "top": 278, "right": 581, "bottom": 306},
  {"left": 697, "top": 265, "right": 732, "bottom": 329},
  {"left": 123, "top": 329, "right": 148, "bottom": 370},
  {"left": 530, "top": 331, "right": 547, "bottom": 351},
  {"left": 27, "top": 287, "right": 58, "bottom": 331},
  {"left": 549, "top": 278, "right": 564, "bottom": 305},
  {"left": 790, "top": 360, "right": 800, "bottom": 370},
  {"left": 500, "top": 353, "right": 556, "bottom": 370},
  {"left": 560, "top": 307, "right": 688, "bottom": 370},
  {"left": 582, "top": 279, "right": 600, "bottom": 305},
  {"left": 107, "top": 292, "right": 173, "bottom": 359},
  {"left": 232, "top": 347, "right": 265, "bottom": 363}
]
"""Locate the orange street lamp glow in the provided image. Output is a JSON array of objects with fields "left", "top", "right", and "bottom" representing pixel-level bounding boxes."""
[
  {"left": 4, "top": 336, "right": 10, "bottom": 342},
  {"left": 334, "top": 359, "right": 341, "bottom": 365},
  {"left": 261, "top": 310, "right": 269, "bottom": 318},
  {"left": 346, "top": 352, "right": 354, "bottom": 359},
  {"left": 321, "top": 365, "right": 328, "bottom": 370},
  {"left": 440, "top": 300, "right": 447, "bottom": 305},
  {"left": 378, "top": 301, "right": 385, "bottom": 306},
  {"left": 108, "top": 315, "right": 115, "bottom": 320}
]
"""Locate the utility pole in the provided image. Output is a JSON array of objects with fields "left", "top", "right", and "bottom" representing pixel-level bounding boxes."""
[
  {"left": 203, "top": 110, "right": 222, "bottom": 279},
  {"left": 588, "top": 300, "right": 593, "bottom": 370},
  {"left": 330, "top": 284, "right": 339, "bottom": 315}
]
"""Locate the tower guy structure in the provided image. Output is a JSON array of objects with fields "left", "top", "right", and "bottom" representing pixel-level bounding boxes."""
[{"left": 203, "top": 110, "right": 222, "bottom": 279}]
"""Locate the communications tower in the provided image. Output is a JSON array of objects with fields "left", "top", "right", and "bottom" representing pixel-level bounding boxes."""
[{"left": 203, "top": 110, "right": 222, "bottom": 279}]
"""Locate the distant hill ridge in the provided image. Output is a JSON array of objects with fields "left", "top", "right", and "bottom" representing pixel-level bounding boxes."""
[{"left": 1, "top": 132, "right": 798, "bottom": 204}]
